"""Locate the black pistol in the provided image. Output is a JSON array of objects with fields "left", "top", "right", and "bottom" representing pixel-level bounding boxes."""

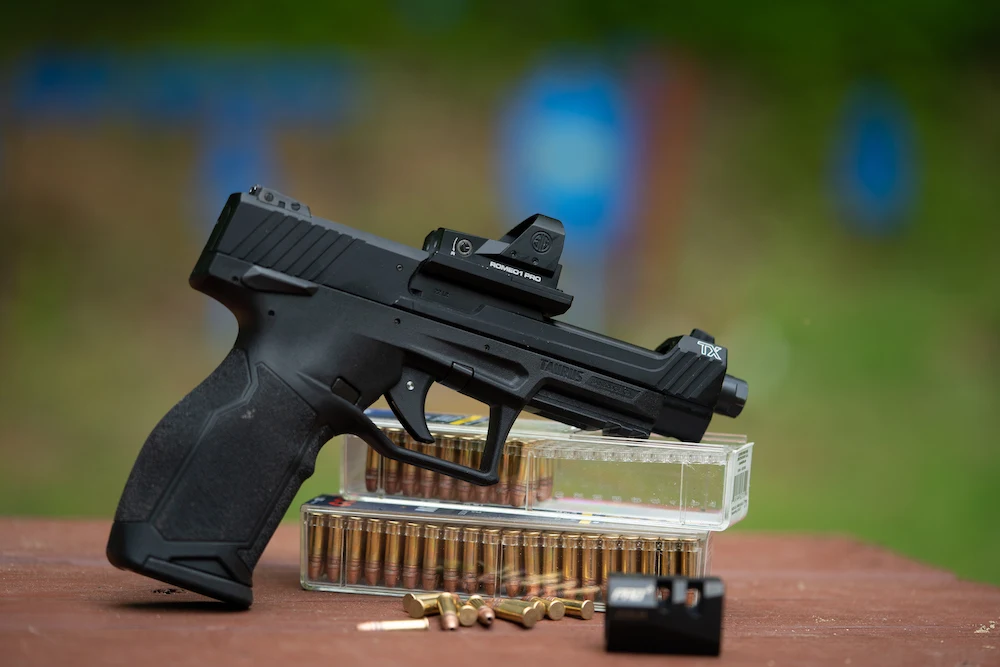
[{"left": 108, "top": 186, "right": 748, "bottom": 607}]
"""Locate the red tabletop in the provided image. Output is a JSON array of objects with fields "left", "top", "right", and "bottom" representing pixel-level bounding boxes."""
[{"left": 1, "top": 519, "right": 998, "bottom": 666}]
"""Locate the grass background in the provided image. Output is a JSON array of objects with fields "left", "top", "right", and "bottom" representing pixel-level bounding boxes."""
[{"left": 0, "top": 2, "right": 997, "bottom": 584}]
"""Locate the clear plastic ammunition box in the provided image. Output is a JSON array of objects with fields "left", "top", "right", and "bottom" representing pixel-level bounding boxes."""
[
  {"left": 342, "top": 410, "right": 753, "bottom": 530},
  {"left": 302, "top": 495, "right": 711, "bottom": 612}
]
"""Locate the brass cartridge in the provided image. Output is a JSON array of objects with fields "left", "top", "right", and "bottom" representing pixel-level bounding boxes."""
[
  {"left": 503, "top": 598, "right": 541, "bottom": 615},
  {"left": 324, "top": 516, "right": 345, "bottom": 583},
  {"left": 541, "top": 532, "right": 562, "bottom": 596},
  {"left": 402, "top": 591, "right": 441, "bottom": 615},
  {"left": 438, "top": 592, "right": 459, "bottom": 631},
  {"left": 455, "top": 437, "right": 473, "bottom": 502},
  {"left": 536, "top": 456, "right": 554, "bottom": 501},
  {"left": 561, "top": 533, "right": 580, "bottom": 597},
  {"left": 383, "top": 520, "right": 403, "bottom": 587},
  {"left": 419, "top": 440, "right": 439, "bottom": 498},
  {"left": 421, "top": 524, "right": 442, "bottom": 590},
  {"left": 481, "top": 528, "right": 500, "bottom": 596},
  {"left": 383, "top": 428, "right": 403, "bottom": 495},
  {"left": 461, "top": 527, "right": 481, "bottom": 594},
  {"left": 467, "top": 594, "right": 495, "bottom": 627},
  {"left": 620, "top": 535, "right": 640, "bottom": 575},
  {"left": 307, "top": 515, "right": 327, "bottom": 580},
  {"left": 546, "top": 597, "right": 594, "bottom": 620},
  {"left": 345, "top": 517, "right": 365, "bottom": 585},
  {"left": 364, "top": 518, "right": 384, "bottom": 586},
  {"left": 515, "top": 596, "right": 545, "bottom": 619},
  {"left": 599, "top": 534, "right": 619, "bottom": 598},
  {"left": 640, "top": 536, "right": 658, "bottom": 575},
  {"left": 406, "top": 597, "right": 441, "bottom": 619},
  {"left": 402, "top": 522, "right": 423, "bottom": 589},
  {"left": 658, "top": 538, "right": 679, "bottom": 576},
  {"left": 580, "top": 534, "right": 601, "bottom": 601},
  {"left": 364, "top": 446, "right": 381, "bottom": 493},
  {"left": 467, "top": 438, "right": 490, "bottom": 504},
  {"left": 495, "top": 442, "right": 513, "bottom": 504},
  {"left": 457, "top": 598, "right": 478, "bottom": 627},
  {"left": 400, "top": 435, "right": 419, "bottom": 496},
  {"left": 442, "top": 526, "right": 461, "bottom": 592},
  {"left": 528, "top": 596, "right": 565, "bottom": 620},
  {"left": 680, "top": 538, "right": 700, "bottom": 577},
  {"left": 508, "top": 441, "right": 529, "bottom": 507},
  {"left": 435, "top": 437, "right": 458, "bottom": 500},
  {"left": 522, "top": 530, "right": 542, "bottom": 596},
  {"left": 357, "top": 618, "right": 429, "bottom": 632},
  {"left": 502, "top": 529, "right": 522, "bottom": 597},
  {"left": 492, "top": 598, "right": 541, "bottom": 628}
]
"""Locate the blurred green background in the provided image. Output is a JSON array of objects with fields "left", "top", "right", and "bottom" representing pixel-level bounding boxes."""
[{"left": 1, "top": 2, "right": 997, "bottom": 583}]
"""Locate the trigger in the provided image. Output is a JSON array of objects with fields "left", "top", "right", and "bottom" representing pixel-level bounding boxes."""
[{"left": 385, "top": 367, "right": 435, "bottom": 443}]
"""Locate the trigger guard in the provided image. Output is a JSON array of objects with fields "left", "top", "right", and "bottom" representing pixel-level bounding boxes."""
[{"left": 342, "top": 405, "right": 399, "bottom": 459}]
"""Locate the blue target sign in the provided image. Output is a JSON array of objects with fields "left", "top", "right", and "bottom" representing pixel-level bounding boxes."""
[{"left": 499, "top": 59, "right": 639, "bottom": 253}]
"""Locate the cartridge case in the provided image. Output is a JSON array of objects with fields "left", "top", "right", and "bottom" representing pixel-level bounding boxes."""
[
  {"left": 438, "top": 592, "right": 459, "bottom": 631},
  {"left": 492, "top": 598, "right": 541, "bottom": 628},
  {"left": 522, "top": 530, "right": 542, "bottom": 596},
  {"left": 402, "top": 522, "right": 423, "bottom": 589},
  {"left": 461, "top": 527, "right": 481, "bottom": 594},
  {"left": 620, "top": 535, "right": 640, "bottom": 575},
  {"left": 545, "top": 596, "right": 594, "bottom": 620},
  {"left": 419, "top": 440, "right": 439, "bottom": 498},
  {"left": 467, "top": 594, "right": 495, "bottom": 626},
  {"left": 436, "top": 437, "right": 458, "bottom": 500},
  {"left": 364, "top": 446, "right": 381, "bottom": 493},
  {"left": 508, "top": 441, "right": 529, "bottom": 507},
  {"left": 541, "top": 532, "right": 562, "bottom": 596},
  {"left": 421, "top": 524, "right": 442, "bottom": 590},
  {"left": 442, "top": 526, "right": 461, "bottom": 592},
  {"left": 467, "top": 438, "right": 490, "bottom": 504},
  {"left": 400, "top": 435, "right": 419, "bottom": 496},
  {"left": 364, "top": 518, "right": 384, "bottom": 586},
  {"left": 324, "top": 516, "right": 344, "bottom": 583},
  {"left": 457, "top": 599, "right": 478, "bottom": 627},
  {"left": 455, "top": 437, "right": 473, "bottom": 502},
  {"left": 345, "top": 517, "right": 365, "bottom": 585},
  {"left": 640, "top": 536, "right": 658, "bottom": 575},
  {"left": 481, "top": 528, "right": 500, "bottom": 596},
  {"left": 561, "top": 533, "right": 580, "bottom": 598},
  {"left": 599, "top": 534, "right": 619, "bottom": 598},
  {"left": 495, "top": 442, "right": 513, "bottom": 504},
  {"left": 402, "top": 592, "right": 441, "bottom": 616},
  {"left": 383, "top": 428, "right": 403, "bottom": 495},
  {"left": 528, "top": 595, "right": 565, "bottom": 620},
  {"left": 502, "top": 529, "right": 522, "bottom": 597},
  {"left": 523, "top": 597, "right": 546, "bottom": 618},
  {"left": 680, "top": 537, "right": 700, "bottom": 577},
  {"left": 383, "top": 520, "right": 403, "bottom": 587},
  {"left": 357, "top": 618, "right": 429, "bottom": 632},
  {"left": 307, "top": 515, "right": 327, "bottom": 580},
  {"left": 658, "top": 538, "right": 679, "bottom": 576},
  {"left": 580, "top": 534, "right": 601, "bottom": 601},
  {"left": 536, "top": 456, "right": 553, "bottom": 501},
  {"left": 503, "top": 598, "right": 541, "bottom": 615},
  {"left": 405, "top": 596, "right": 441, "bottom": 619}
]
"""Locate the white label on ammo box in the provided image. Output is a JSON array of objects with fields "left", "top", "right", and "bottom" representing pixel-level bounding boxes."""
[{"left": 730, "top": 446, "right": 752, "bottom": 521}]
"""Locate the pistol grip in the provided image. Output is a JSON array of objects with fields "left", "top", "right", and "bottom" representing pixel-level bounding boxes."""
[{"left": 108, "top": 348, "right": 331, "bottom": 607}]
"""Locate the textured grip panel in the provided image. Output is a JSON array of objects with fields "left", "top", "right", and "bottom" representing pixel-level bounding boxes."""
[
  {"left": 111, "top": 347, "right": 333, "bottom": 597},
  {"left": 153, "top": 362, "right": 328, "bottom": 570},
  {"left": 115, "top": 349, "right": 252, "bottom": 522}
]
